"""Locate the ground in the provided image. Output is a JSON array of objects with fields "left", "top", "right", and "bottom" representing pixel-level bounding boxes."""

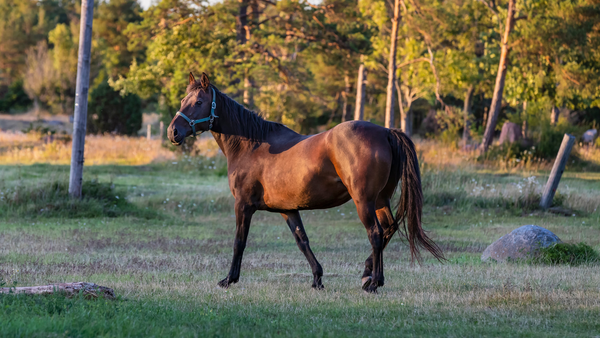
[{"left": 1, "top": 163, "right": 599, "bottom": 337}]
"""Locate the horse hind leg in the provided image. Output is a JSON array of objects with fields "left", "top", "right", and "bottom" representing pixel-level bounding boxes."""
[
  {"left": 281, "top": 211, "right": 324, "bottom": 289},
  {"left": 353, "top": 198, "right": 386, "bottom": 293},
  {"left": 362, "top": 197, "right": 396, "bottom": 291}
]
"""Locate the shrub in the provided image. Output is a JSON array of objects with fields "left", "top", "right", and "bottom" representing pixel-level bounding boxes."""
[
  {"left": 87, "top": 81, "right": 142, "bottom": 136},
  {"left": 0, "top": 180, "right": 155, "bottom": 219},
  {"left": 532, "top": 242, "right": 600, "bottom": 266},
  {"left": 0, "top": 80, "right": 32, "bottom": 113},
  {"left": 535, "top": 122, "right": 584, "bottom": 159}
]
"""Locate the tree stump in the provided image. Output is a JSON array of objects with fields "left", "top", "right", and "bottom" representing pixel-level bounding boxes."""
[{"left": 0, "top": 282, "right": 115, "bottom": 299}]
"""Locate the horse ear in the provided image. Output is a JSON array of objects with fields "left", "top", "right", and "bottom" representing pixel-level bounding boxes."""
[
  {"left": 188, "top": 72, "right": 196, "bottom": 85},
  {"left": 200, "top": 72, "right": 210, "bottom": 89}
]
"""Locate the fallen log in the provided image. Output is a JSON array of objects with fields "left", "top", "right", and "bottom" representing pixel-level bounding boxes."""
[{"left": 0, "top": 282, "right": 114, "bottom": 300}]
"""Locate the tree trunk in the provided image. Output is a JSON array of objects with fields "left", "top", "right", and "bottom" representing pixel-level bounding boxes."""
[
  {"left": 243, "top": 73, "right": 253, "bottom": 108},
  {"left": 341, "top": 73, "right": 351, "bottom": 122},
  {"left": 478, "top": 0, "right": 516, "bottom": 154},
  {"left": 551, "top": 106, "right": 560, "bottom": 125},
  {"left": 354, "top": 59, "right": 366, "bottom": 121},
  {"left": 237, "top": 0, "right": 251, "bottom": 105},
  {"left": 462, "top": 84, "right": 475, "bottom": 145},
  {"left": 384, "top": 0, "right": 400, "bottom": 128},
  {"left": 395, "top": 81, "right": 413, "bottom": 136},
  {"left": 522, "top": 101, "right": 528, "bottom": 138},
  {"left": 69, "top": 0, "right": 94, "bottom": 198}
]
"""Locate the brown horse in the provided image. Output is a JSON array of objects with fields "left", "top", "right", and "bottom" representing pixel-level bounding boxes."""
[{"left": 168, "top": 72, "right": 444, "bottom": 293}]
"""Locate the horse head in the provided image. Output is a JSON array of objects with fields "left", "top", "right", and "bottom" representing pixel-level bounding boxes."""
[{"left": 168, "top": 72, "right": 217, "bottom": 145}]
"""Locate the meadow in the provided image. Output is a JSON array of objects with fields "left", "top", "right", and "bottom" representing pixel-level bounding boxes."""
[{"left": 1, "top": 136, "right": 600, "bottom": 337}]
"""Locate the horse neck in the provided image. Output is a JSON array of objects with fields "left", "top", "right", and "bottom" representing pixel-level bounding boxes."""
[
  {"left": 209, "top": 114, "right": 297, "bottom": 158},
  {"left": 210, "top": 131, "right": 250, "bottom": 158}
]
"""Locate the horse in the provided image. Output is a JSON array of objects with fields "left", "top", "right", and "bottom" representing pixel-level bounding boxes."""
[{"left": 167, "top": 72, "right": 444, "bottom": 293}]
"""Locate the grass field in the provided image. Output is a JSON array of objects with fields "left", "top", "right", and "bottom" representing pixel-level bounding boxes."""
[{"left": 1, "top": 162, "right": 600, "bottom": 337}]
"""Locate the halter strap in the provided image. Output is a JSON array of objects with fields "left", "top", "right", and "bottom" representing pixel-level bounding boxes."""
[{"left": 176, "top": 87, "right": 218, "bottom": 137}]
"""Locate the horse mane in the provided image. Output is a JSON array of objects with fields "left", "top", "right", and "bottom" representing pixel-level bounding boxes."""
[{"left": 187, "top": 82, "right": 283, "bottom": 142}]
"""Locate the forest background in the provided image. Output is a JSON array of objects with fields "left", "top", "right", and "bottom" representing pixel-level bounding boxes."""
[{"left": 1, "top": 0, "right": 600, "bottom": 158}]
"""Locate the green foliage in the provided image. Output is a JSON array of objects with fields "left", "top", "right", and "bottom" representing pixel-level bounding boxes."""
[
  {"left": 87, "top": 81, "right": 142, "bottom": 136},
  {"left": 535, "top": 122, "right": 584, "bottom": 159},
  {"left": 531, "top": 243, "right": 600, "bottom": 266},
  {"left": 0, "top": 80, "right": 32, "bottom": 113},
  {"left": 0, "top": 179, "right": 154, "bottom": 219}
]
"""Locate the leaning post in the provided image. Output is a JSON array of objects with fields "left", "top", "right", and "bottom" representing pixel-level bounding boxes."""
[
  {"left": 159, "top": 121, "right": 164, "bottom": 140},
  {"left": 540, "top": 134, "right": 576, "bottom": 209},
  {"left": 68, "top": 0, "right": 94, "bottom": 198},
  {"left": 147, "top": 124, "right": 152, "bottom": 140}
]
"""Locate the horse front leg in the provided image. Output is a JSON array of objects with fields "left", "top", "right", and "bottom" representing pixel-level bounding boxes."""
[{"left": 218, "top": 202, "right": 255, "bottom": 289}]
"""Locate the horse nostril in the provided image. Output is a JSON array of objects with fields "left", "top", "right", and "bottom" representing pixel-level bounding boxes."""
[{"left": 173, "top": 128, "right": 178, "bottom": 136}]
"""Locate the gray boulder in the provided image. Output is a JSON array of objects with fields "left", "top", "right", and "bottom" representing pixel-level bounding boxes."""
[
  {"left": 582, "top": 129, "right": 597, "bottom": 143},
  {"left": 481, "top": 225, "right": 561, "bottom": 262},
  {"left": 498, "top": 122, "right": 522, "bottom": 145}
]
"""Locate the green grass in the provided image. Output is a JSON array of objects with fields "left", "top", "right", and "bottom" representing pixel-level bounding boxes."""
[
  {"left": 531, "top": 242, "right": 600, "bottom": 266},
  {"left": 1, "top": 164, "right": 599, "bottom": 337}
]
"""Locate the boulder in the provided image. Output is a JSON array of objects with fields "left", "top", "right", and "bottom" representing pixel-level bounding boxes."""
[
  {"left": 498, "top": 122, "right": 522, "bottom": 145},
  {"left": 582, "top": 129, "right": 597, "bottom": 143},
  {"left": 481, "top": 225, "right": 561, "bottom": 262}
]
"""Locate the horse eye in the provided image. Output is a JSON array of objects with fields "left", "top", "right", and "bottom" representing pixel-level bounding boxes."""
[{"left": 196, "top": 101, "right": 202, "bottom": 106}]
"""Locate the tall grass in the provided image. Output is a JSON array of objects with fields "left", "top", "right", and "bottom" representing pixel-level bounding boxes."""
[{"left": 0, "top": 131, "right": 176, "bottom": 165}]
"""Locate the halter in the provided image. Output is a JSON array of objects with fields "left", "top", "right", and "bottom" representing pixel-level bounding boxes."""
[{"left": 176, "top": 87, "right": 218, "bottom": 137}]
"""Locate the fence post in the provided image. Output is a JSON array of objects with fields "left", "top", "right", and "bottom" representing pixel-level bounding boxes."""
[
  {"left": 147, "top": 124, "right": 151, "bottom": 140},
  {"left": 159, "top": 121, "right": 164, "bottom": 140},
  {"left": 540, "top": 134, "right": 576, "bottom": 209},
  {"left": 68, "top": 0, "right": 94, "bottom": 199}
]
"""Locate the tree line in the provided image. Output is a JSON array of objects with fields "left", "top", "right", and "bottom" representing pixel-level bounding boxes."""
[{"left": 1, "top": 0, "right": 599, "bottom": 152}]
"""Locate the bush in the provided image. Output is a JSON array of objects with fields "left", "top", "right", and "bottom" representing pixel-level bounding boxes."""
[
  {"left": 535, "top": 123, "right": 583, "bottom": 159},
  {"left": 532, "top": 242, "right": 600, "bottom": 266},
  {"left": 87, "top": 81, "right": 142, "bottom": 135},
  {"left": 0, "top": 180, "right": 155, "bottom": 219},
  {"left": 0, "top": 80, "right": 32, "bottom": 113}
]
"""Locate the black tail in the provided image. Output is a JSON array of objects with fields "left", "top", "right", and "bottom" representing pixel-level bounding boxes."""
[{"left": 388, "top": 129, "right": 445, "bottom": 263}]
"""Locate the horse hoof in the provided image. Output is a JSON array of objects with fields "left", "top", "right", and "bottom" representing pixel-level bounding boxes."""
[
  {"left": 312, "top": 283, "right": 325, "bottom": 290},
  {"left": 217, "top": 278, "right": 230, "bottom": 289},
  {"left": 361, "top": 276, "right": 372, "bottom": 290},
  {"left": 363, "top": 283, "right": 378, "bottom": 294}
]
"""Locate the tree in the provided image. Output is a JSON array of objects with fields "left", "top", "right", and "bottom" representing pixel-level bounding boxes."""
[
  {"left": 479, "top": 0, "right": 516, "bottom": 153},
  {"left": 354, "top": 55, "right": 367, "bottom": 120},
  {"left": 87, "top": 80, "right": 142, "bottom": 135},
  {"left": 384, "top": 0, "right": 400, "bottom": 128}
]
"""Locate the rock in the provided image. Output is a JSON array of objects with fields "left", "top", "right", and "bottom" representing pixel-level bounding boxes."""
[
  {"left": 481, "top": 225, "right": 561, "bottom": 262},
  {"left": 582, "top": 129, "right": 597, "bottom": 143},
  {"left": 498, "top": 122, "right": 522, "bottom": 145}
]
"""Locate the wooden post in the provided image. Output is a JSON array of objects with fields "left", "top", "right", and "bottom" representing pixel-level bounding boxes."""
[
  {"left": 159, "top": 121, "right": 164, "bottom": 140},
  {"left": 540, "top": 134, "right": 576, "bottom": 209},
  {"left": 147, "top": 124, "right": 151, "bottom": 140},
  {"left": 68, "top": 0, "right": 94, "bottom": 199}
]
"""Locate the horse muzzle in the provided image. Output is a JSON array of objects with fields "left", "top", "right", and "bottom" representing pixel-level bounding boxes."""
[{"left": 167, "top": 125, "right": 185, "bottom": 145}]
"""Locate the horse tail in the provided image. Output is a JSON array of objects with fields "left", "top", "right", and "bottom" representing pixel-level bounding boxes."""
[{"left": 388, "top": 129, "right": 445, "bottom": 263}]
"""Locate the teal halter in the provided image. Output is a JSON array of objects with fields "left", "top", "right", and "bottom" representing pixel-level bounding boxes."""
[{"left": 176, "top": 87, "right": 218, "bottom": 137}]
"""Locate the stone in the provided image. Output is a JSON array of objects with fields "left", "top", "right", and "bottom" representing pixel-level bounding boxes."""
[
  {"left": 582, "top": 129, "right": 597, "bottom": 143},
  {"left": 498, "top": 122, "right": 522, "bottom": 145},
  {"left": 481, "top": 225, "right": 561, "bottom": 262}
]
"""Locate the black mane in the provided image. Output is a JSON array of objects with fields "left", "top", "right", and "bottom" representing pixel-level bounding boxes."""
[{"left": 187, "top": 82, "right": 283, "bottom": 142}]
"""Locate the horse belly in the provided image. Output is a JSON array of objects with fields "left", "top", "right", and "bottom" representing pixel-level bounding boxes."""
[{"left": 261, "top": 166, "right": 350, "bottom": 211}]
